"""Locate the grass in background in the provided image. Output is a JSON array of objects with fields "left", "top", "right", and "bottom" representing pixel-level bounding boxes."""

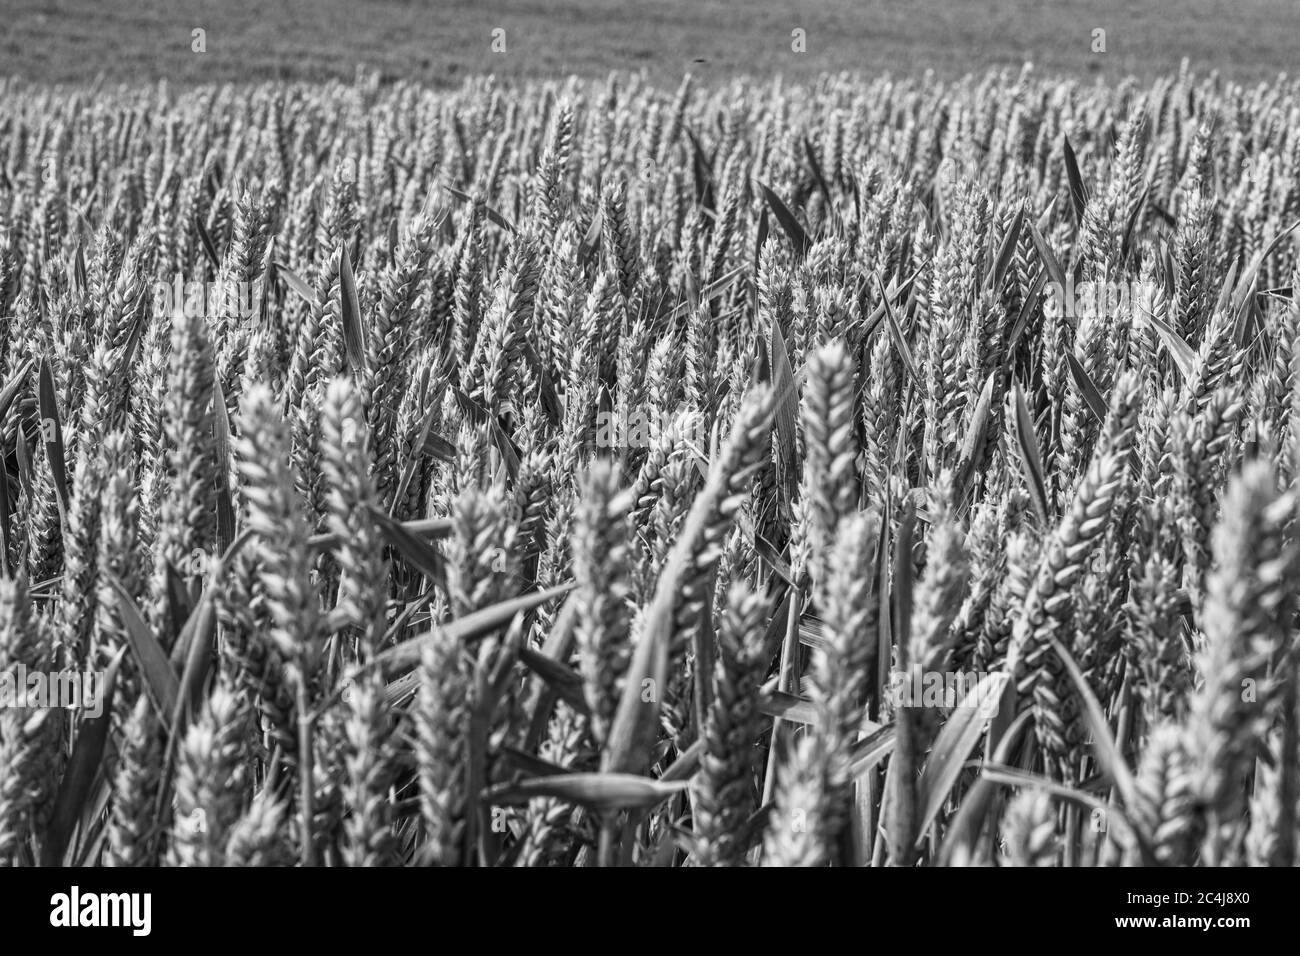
[{"left": 4, "top": 0, "right": 1300, "bottom": 86}]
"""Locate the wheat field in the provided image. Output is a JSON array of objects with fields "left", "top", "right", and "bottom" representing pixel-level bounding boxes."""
[{"left": 0, "top": 63, "right": 1298, "bottom": 867}]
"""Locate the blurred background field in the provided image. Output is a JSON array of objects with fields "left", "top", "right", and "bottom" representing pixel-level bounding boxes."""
[{"left": 3, "top": 0, "right": 1298, "bottom": 86}]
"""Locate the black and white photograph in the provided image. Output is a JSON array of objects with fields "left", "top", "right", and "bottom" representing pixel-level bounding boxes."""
[{"left": 0, "top": 0, "right": 1294, "bottom": 928}]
